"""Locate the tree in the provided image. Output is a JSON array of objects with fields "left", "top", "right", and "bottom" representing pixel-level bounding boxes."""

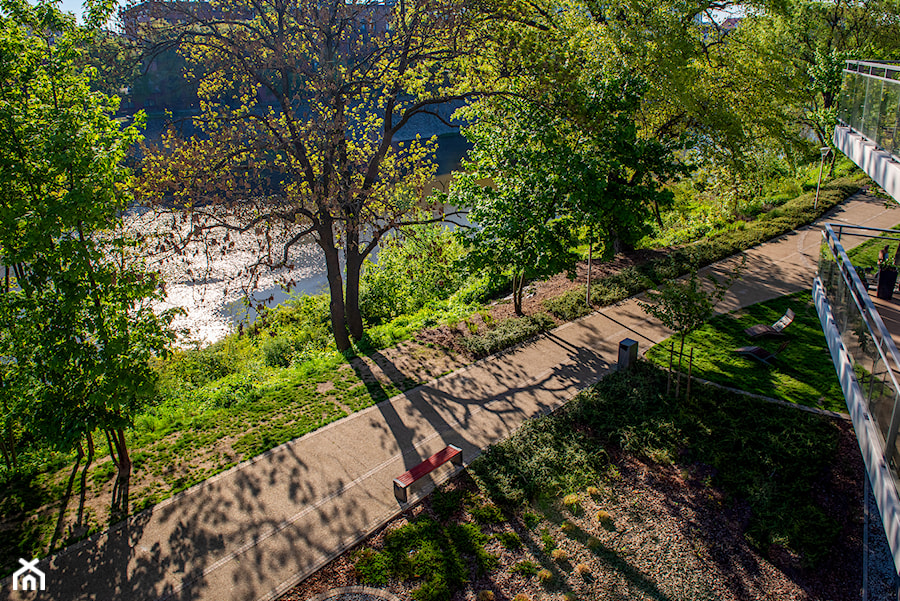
[
  {"left": 0, "top": 0, "right": 177, "bottom": 512},
  {"left": 453, "top": 158, "right": 577, "bottom": 315},
  {"left": 454, "top": 64, "right": 683, "bottom": 313},
  {"left": 134, "top": 0, "right": 489, "bottom": 351},
  {"left": 728, "top": 0, "right": 900, "bottom": 176},
  {"left": 637, "top": 261, "right": 744, "bottom": 363}
]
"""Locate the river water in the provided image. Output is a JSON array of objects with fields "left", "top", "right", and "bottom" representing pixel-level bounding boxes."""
[{"left": 126, "top": 133, "right": 472, "bottom": 345}]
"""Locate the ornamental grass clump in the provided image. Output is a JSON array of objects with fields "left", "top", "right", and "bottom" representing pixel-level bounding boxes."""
[
  {"left": 512, "top": 595, "right": 531, "bottom": 601},
  {"left": 575, "top": 562, "right": 591, "bottom": 576},
  {"left": 476, "top": 591, "right": 495, "bottom": 601},
  {"left": 511, "top": 560, "right": 538, "bottom": 576},
  {"left": 562, "top": 493, "right": 581, "bottom": 513},
  {"left": 551, "top": 548, "right": 568, "bottom": 562},
  {"left": 537, "top": 568, "right": 554, "bottom": 583}
]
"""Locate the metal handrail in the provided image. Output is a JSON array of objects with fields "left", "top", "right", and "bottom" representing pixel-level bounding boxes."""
[
  {"left": 830, "top": 223, "right": 900, "bottom": 240},
  {"left": 845, "top": 60, "right": 900, "bottom": 78},
  {"left": 823, "top": 224, "right": 900, "bottom": 453},
  {"left": 824, "top": 224, "right": 900, "bottom": 374}
]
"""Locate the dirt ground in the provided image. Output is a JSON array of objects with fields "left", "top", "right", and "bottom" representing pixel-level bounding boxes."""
[
  {"left": 279, "top": 420, "right": 875, "bottom": 601},
  {"left": 416, "top": 250, "right": 669, "bottom": 354}
]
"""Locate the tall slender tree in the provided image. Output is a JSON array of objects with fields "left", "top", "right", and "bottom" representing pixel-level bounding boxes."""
[{"left": 0, "top": 0, "right": 177, "bottom": 511}]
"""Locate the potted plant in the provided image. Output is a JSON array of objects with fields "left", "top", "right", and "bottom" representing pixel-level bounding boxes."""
[{"left": 877, "top": 244, "right": 898, "bottom": 300}]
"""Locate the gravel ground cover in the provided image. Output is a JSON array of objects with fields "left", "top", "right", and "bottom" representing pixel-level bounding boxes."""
[{"left": 280, "top": 364, "right": 884, "bottom": 601}]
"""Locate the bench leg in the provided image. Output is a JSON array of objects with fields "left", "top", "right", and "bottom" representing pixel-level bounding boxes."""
[
  {"left": 394, "top": 481, "right": 408, "bottom": 504},
  {"left": 451, "top": 450, "right": 463, "bottom": 469}
]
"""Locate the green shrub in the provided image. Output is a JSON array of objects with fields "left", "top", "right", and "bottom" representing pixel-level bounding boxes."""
[
  {"left": 431, "top": 487, "right": 467, "bottom": 521},
  {"left": 461, "top": 313, "right": 555, "bottom": 358},
  {"left": 259, "top": 294, "right": 330, "bottom": 342},
  {"left": 261, "top": 337, "right": 293, "bottom": 368},
  {"left": 540, "top": 528, "right": 556, "bottom": 552},
  {"left": 354, "top": 548, "right": 390, "bottom": 585},
  {"left": 511, "top": 559, "right": 539, "bottom": 577},
  {"left": 360, "top": 220, "right": 466, "bottom": 325},
  {"left": 496, "top": 531, "right": 522, "bottom": 550},
  {"left": 542, "top": 287, "right": 592, "bottom": 321},
  {"left": 447, "top": 522, "right": 498, "bottom": 574},
  {"left": 589, "top": 282, "right": 629, "bottom": 306},
  {"left": 164, "top": 345, "right": 237, "bottom": 388},
  {"left": 470, "top": 502, "right": 504, "bottom": 524},
  {"left": 452, "top": 272, "right": 510, "bottom": 305},
  {"left": 523, "top": 511, "right": 541, "bottom": 530},
  {"left": 352, "top": 516, "right": 495, "bottom": 601}
]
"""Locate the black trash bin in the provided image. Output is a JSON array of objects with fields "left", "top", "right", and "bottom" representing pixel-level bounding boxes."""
[{"left": 618, "top": 338, "right": 638, "bottom": 371}]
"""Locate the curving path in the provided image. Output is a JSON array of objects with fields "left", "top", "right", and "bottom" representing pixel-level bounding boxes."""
[{"left": 2, "top": 191, "right": 898, "bottom": 601}]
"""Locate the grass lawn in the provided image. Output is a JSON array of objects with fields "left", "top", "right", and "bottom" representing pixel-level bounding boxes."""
[
  {"left": 645, "top": 290, "right": 844, "bottom": 412},
  {"left": 844, "top": 223, "right": 900, "bottom": 269}
]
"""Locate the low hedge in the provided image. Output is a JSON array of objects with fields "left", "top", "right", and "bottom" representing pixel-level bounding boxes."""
[
  {"left": 460, "top": 313, "right": 555, "bottom": 358},
  {"left": 542, "top": 287, "right": 593, "bottom": 321},
  {"left": 586, "top": 177, "right": 861, "bottom": 307}
]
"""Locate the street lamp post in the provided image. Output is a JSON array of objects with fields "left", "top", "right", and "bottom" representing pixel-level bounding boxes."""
[{"left": 814, "top": 146, "right": 832, "bottom": 211}]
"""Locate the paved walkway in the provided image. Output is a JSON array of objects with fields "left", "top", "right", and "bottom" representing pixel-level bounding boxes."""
[{"left": 3, "top": 192, "right": 899, "bottom": 601}]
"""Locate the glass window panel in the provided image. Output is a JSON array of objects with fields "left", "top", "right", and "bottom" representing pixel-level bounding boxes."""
[
  {"left": 877, "top": 79, "right": 899, "bottom": 153},
  {"left": 864, "top": 78, "right": 884, "bottom": 141},
  {"left": 817, "top": 228, "right": 900, "bottom": 494},
  {"left": 839, "top": 72, "right": 853, "bottom": 125},
  {"left": 852, "top": 72, "right": 867, "bottom": 131}
]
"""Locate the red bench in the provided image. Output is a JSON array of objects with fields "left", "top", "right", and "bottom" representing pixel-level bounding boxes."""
[{"left": 393, "top": 444, "right": 463, "bottom": 503}]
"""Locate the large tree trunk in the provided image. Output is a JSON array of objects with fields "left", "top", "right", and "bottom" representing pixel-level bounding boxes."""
[
  {"left": 318, "top": 223, "right": 352, "bottom": 351},
  {"left": 110, "top": 427, "right": 131, "bottom": 517},
  {"left": 827, "top": 148, "right": 837, "bottom": 178},
  {"left": 114, "top": 427, "right": 131, "bottom": 483},
  {"left": 344, "top": 226, "right": 365, "bottom": 341},
  {"left": 77, "top": 432, "right": 95, "bottom": 528},
  {"left": 610, "top": 225, "right": 634, "bottom": 255}
]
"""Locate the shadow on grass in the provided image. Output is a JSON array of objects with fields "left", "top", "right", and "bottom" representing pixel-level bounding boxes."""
[{"left": 646, "top": 290, "right": 844, "bottom": 411}]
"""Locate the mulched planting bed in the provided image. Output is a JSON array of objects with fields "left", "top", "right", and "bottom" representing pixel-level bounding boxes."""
[{"left": 280, "top": 420, "right": 868, "bottom": 601}]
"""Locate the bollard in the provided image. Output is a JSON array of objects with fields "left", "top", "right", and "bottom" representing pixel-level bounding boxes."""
[{"left": 618, "top": 338, "right": 638, "bottom": 371}]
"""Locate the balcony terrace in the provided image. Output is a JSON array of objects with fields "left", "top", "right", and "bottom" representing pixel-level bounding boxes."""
[
  {"left": 835, "top": 60, "right": 900, "bottom": 200},
  {"left": 816, "top": 62, "right": 900, "bottom": 578},
  {"left": 816, "top": 224, "right": 900, "bottom": 577}
]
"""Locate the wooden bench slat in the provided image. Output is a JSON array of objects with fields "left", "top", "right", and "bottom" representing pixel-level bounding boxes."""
[{"left": 393, "top": 445, "right": 462, "bottom": 503}]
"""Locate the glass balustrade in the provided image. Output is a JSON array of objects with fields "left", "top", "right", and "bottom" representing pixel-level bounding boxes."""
[
  {"left": 839, "top": 61, "right": 900, "bottom": 161},
  {"left": 819, "top": 224, "right": 900, "bottom": 479}
]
